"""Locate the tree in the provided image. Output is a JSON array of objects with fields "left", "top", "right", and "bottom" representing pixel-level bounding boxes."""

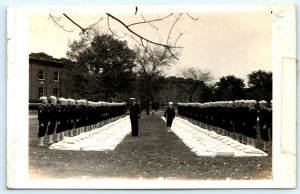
[
  {"left": 135, "top": 72, "right": 166, "bottom": 112},
  {"left": 178, "top": 67, "right": 213, "bottom": 102},
  {"left": 135, "top": 45, "right": 177, "bottom": 114},
  {"left": 66, "top": 33, "right": 137, "bottom": 101},
  {"left": 49, "top": 11, "right": 199, "bottom": 60},
  {"left": 214, "top": 75, "right": 245, "bottom": 101},
  {"left": 247, "top": 70, "right": 272, "bottom": 101},
  {"left": 62, "top": 38, "right": 94, "bottom": 100}
]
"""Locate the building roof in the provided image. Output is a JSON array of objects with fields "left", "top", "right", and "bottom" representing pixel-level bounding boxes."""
[{"left": 29, "top": 52, "right": 71, "bottom": 68}]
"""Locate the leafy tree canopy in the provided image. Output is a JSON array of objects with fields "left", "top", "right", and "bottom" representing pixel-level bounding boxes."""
[
  {"left": 66, "top": 33, "right": 137, "bottom": 101},
  {"left": 215, "top": 75, "right": 245, "bottom": 101}
]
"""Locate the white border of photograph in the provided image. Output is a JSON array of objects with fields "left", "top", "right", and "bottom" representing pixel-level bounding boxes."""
[{"left": 7, "top": 4, "right": 296, "bottom": 189}]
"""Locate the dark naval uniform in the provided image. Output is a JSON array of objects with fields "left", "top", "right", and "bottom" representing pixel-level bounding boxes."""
[
  {"left": 164, "top": 107, "right": 175, "bottom": 127},
  {"left": 246, "top": 107, "right": 258, "bottom": 139},
  {"left": 47, "top": 103, "right": 57, "bottom": 136},
  {"left": 259, "top": 107, "right": 272, "bottom": 141},
  {"left": 37, "top": 103, "right": 49, "bottom": 137},
  {"left": 56, "top": 104, "right": 66, "bottom": 134},
  {"left": 130, "top": 103, "right": 141, "bottom": 136}
]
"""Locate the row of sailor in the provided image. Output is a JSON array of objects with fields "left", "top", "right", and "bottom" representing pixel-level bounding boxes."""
[{"left": 37, "top": 96, "right": 126, "bottom": 147}]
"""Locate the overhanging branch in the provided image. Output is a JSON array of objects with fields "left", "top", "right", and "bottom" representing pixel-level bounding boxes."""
[
  {"left": 166, "top": 13, "right": 183, "bottom": 45},
  {"left": 53, "top": 12, "right": 196, "bottom": 60},
  {"left": 128, "top": 13, "right": 173, "bottom": 27},
  {"left": 185, "top": 12, "right": 200, "bottom": 20},
  {"left": 107, "top": 13, "right": 182, "bottom": 60},
  {"left": 106, "top": 13, "right": 182, "bottom": 50},
  {"left": 63, "top": 13, "right": 87, "bottom": 34},
  {"left": 140, "top": 14, "right": 159, "bottom": 31},
  {"left": 49, "top": 14, "right": 74, "bottom": 33}
]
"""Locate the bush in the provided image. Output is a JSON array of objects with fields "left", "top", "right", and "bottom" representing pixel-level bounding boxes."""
[{"left": 29, "top": 103, "right": 42, "bottom": 110}]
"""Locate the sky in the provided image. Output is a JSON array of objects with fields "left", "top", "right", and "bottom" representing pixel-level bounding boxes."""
[{"left": 29, "top": 11, "right": 272, "bottom": 83}]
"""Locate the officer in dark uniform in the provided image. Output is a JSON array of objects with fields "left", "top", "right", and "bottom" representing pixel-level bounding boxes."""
[
  {"left": 129, "top": 98, "right": 141, "bottom": 136},
  {"left": 37, "top": 96, "right": 49, "bottom": 147},
  {"left": 164, "top": 102, "right": 176, "bottom": 133}
]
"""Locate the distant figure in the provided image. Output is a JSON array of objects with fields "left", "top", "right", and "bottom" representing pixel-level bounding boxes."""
[
  {"left": 130, "top": 98, "right": 141, "bottom": 136},
  {"left": 164, "top": 102, "right": 176, "bottom": 133}
]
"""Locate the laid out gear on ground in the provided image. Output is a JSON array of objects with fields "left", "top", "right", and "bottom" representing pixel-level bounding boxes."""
[{"left": 177, "top": 100, "right": 272, "bottom": 149}]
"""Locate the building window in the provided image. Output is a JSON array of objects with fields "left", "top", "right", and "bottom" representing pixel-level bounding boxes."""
[
  {"left": 54, "top": 72, "right": 60, "bottom": 82},
  {"left": 38, "top": 70, "right": 44, "bottom": 80},
  {"left": 54, "top": 88, "right": 59, "bottom": 97},
  {"left": 39, "top": 87, "right": 45, "bottom": 97}
]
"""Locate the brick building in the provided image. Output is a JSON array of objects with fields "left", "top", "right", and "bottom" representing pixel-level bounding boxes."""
[
  {"left": 29, "top": 52, "right": 208, "bottom": 105},
  {"left": 29, "top": 52, "right": 72, "bottom": 102}
]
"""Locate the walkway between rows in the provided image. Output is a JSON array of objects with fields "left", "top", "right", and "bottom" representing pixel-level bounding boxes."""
[
  {"left": 30, "top": 113, "right": 272, "bottom": 180},
  {"left": 50, "top": 113, "right": 266, "bottom": 157}
]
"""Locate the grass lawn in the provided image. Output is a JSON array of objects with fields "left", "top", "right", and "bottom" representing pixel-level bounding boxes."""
[{"left": 29, "top": 112, "right": 272, "bottom": 180}]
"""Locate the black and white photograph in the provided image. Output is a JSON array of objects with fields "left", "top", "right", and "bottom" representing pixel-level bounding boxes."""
[{"left": 7, "top": 4, "right": 296, "bottom": 189}]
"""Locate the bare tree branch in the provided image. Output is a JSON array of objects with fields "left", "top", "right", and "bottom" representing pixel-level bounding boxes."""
[
  {"left": 174, "top": 33, "right": 183, "bottom": 47},
  {"left": 107, "top": 13, "right": 183, "bottom": 60},
  {"left": 185, "top": 12, "right": 200, "bottom": 20},
  {"left": 106, "top": 13, "right": 182, "bottom": 50},
  {"left": 107, "top": 16, "right": 126, "bottom": 38},
  {"left": 49, "top": 14, "right": 62, "bottom": 20},
  {"left": 166, "top": 13, "right": 183, "bottom": 45},
  {"left": 180, "top": 67, "right": 214, "bottom": 84},
  {"left": 63, "top": 13, "right": 88, "bottom": 34},
  {"left": 53, "top": 12, "right": 198, "bottom": 60},
  {"left": 167, "top": 48, "right": 179, "bottom": 60},
  {"left": 49, "top": 14, "right": 74, "bottom": 33},
  {"left": 85, "top": 17, "right": 103, "bottom": 30},
  {"left": 127, "top": 13, "right": 173, "bottom": 27},
  {"left": 140, "top": 14, "right": 159, "bottom": 30},
  {"left": 178, "top": 67, "right": 214, "bottom": 102}
]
